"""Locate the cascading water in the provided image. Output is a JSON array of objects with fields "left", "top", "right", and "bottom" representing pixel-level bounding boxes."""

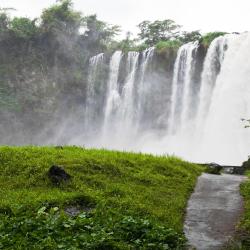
[
  {"left": 196, "top": 36, "right": 228, "bottom": 129},
  {"left": 198, "top": 33, "right": 250, "bottom": 164},
  {"left": 102, "top": 51, "right": 123, "bottom": 135},
  {"left": 168, "top": 41, "right": 199, "bottom": 134},
  {"left": 118, "top": 51, "right": 139, "bottom": 133},
  {"left": 85, "top": 53, "right": 104, "bottom": 132},
  {"left": 101, "top": 51, "right": 140, "bottom": 147},
  {"left": 136, "top": 47, "right": 155, "bottom": 131},
  {"left": 81, "top": 33, "right": 250, "bottom": 165}
]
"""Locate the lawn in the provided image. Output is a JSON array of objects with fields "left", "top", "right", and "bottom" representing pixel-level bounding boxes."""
[{"left": 0, "top": 146, "right": 203, "bottom": 249}]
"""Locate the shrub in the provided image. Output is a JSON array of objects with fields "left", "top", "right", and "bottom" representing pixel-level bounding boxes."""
[
  {"left": 201, "top": 32, "right": 227, "bottom": 47},
  {"left": 0, "top": 206, "right": 185, "bottom": 250}
]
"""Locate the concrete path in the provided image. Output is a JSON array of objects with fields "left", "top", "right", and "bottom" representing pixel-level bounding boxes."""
[{"left": 184, "top": 173, "right": 247, "bottom": 250}]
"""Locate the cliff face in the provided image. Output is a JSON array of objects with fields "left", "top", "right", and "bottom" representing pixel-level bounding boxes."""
[{"left": 0, "top": 34, "right": 90, "bottom": 144}]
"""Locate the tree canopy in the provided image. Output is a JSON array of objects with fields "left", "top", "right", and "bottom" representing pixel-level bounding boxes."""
[
  {"left": 138, "top": 19, "right": 181, "bottom": 46},
  {"left": 41, "top": 0, "right": 82, "bottom": 36},
  {"left": 0, "top": 0, "right": 226, "bottom": 53},
  {"left": 10, "top": 17, "right": 38, "bottom": 39}
]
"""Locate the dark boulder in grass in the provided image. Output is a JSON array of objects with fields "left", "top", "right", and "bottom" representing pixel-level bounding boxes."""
[{"left": 48, "top": 165, "right": 71, "bottom": 185}]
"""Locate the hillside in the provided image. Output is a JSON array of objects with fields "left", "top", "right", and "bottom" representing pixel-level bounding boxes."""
[{"left": 0, "top": 146, "right": 203, "bottom": 249}]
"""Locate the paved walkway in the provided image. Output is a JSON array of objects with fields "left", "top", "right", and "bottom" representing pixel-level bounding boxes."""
[{"left": 184, "top": 173, "right": 247, "bottom": 250}]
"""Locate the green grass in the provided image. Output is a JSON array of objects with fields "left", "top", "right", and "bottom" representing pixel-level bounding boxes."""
[
  {"left": 234, "top": 171, "right": 250, "bottom": 249},
  {"left": 0, "top": 146, "right": 203, "bottom": 249}
]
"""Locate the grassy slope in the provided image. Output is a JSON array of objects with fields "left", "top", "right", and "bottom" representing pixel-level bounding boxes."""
[
  {"left": 237, "top": 171, "right": 250, "bottom": 249},
  {"left": 0, "top": 146, "right": 203, "bottom": 249}
]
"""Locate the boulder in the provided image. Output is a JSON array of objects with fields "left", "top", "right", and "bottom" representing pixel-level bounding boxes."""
[{"left": 48, "top": 165, "right": 71, "bottom": 185}]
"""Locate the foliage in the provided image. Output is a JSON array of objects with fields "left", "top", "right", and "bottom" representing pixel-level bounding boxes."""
[
  {"left": 0, "top": 207, "right": 185, "bottom": 249},
  {"left": 0, "top": 12, "right": 9, "bottom": 34},
  {"left": 201, "top": 32, "right": 227, "bottom": 47},
  {"left": 110, "top": 31, "right": 137, "bottom": 52},
  {"left": 237, "top": 170, "right": 250, "bottom": 248},
  {"left": 178, "top": 31, "right": 202, "bottom": 43},
  {"left": 0, "top": 146, "right": 204, "bottom": 248},
  {"left": 156, "top": 40, "right": 182, "bottom": 51},
  {"left": 82, "top": 14, "right": 120, "bottom": 51},
  {"left": 41, "top": 0, "right": 82, "bottom": 36},
  {"left": 138, "top": 20, "right": 181, "bottom": 46},
  {"left": 10, "top": 17, "right": 38, "bottom": 39}
]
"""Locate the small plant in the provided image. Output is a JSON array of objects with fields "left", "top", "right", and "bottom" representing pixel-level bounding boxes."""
[{"left": 0, "top": 206, "right": 185, "bottom": 249}]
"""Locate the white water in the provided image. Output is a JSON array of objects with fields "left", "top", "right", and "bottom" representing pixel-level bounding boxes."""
[
  {"left": 102, "top": 51, "right": 123, "bottom": 135},
  {"left": 198, "top": 33, "right": 250, "bottom": 164},
  {"left": 136, "top": 47, "right": 155, "bottom": 130},
  {"left": 85, "top": 53, "right": 104, "bottom": 130},
  {"left": 81, "top": 33, "right": 250, "bottom": 165},
  {"left": 164, "top": 33, "right": 250, "bottom": 165},
  {"left": 196, "top": 36, "right": 228, "bottom": 129},
  {"left": 118, "top": 51, "right": 139, "bottom": 134},
  {"left": 168, "top": 42, "right": 199, "bottom": 134}
]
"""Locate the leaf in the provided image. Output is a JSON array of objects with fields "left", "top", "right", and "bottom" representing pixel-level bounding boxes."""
[{"left": 37, "top": 206, "right": 47, "bottom": 215}]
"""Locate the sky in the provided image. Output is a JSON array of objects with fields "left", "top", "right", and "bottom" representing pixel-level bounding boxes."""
[{"left": 1, "top": 0, "right": 250, "bottom": 38}]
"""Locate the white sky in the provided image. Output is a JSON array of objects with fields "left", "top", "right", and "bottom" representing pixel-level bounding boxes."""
[{"left": 1, "top": 0, "right": 250, "bottom": 38}]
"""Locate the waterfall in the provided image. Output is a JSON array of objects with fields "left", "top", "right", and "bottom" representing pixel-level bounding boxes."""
[
  {"left": 85, "top": 53, "right": 104, "bottom": 131},
  {"left": 199, "top": 33, "right": 250, "bottom": 164},
  {"left": 136, "top": 47, "right": 155, "bottom": 130},
  {"left": 102, "top": 51, "right": 140, "bottom": 145},
  {"left": 118, "top": 51, "right": 139, "bottom": 132},
  {"left": 168, "top": 41, "right": 199, "bottom": 134},
  {"left": 139, "top": 47, "right": 155, "bottom": 84},
  {"left": 102, "top": 51, "right": 123, "bottom": 135},
  {"left": 81, "top": 33, "right": 250, "bottom": 165},
  {"left": 196, "top": 36, "right": 228, "bottom": 128}
]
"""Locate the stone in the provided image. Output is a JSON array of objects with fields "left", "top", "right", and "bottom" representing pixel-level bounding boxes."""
[{"left": 48, "top": 165, "right": 71, "bottom": 185}]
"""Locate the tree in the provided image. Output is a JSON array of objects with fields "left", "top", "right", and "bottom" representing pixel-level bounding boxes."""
[
  {"left": 10, "top": 17, "right": 38, "bottom": 39},
  {"left": 40, "top": 0, "right": 82, "bottom": 36},
  {"left": 112, "top": 31, "right": 136, "bottom": 51},
  {"left": 138, "top": 19, "right": 181, "bottom": 46},
  {"left": 0, "top": 9, "right": 12, "bottom": 41},
  {"left": 179, "top": 31, "right": 201, "bottom": 43},
  {"left": 0, "top": 12, "right": 9, "bottom": 32},
  {"left": 82, "top": 14, "right": 120, "bottom": 51}
]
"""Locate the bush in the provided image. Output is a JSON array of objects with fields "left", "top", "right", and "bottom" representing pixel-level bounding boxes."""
[
  {"left": 156, "top": 40, "right": 182, "bottom": 50},
  {"left": 0, "top": 206, "right": 185, "bottom": 250},
  {"left": 201, "top": 32, "right": 227, "bottom": 47},
  {"left": 10, "top": 17, "right": 38, "bottom": 39}
]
